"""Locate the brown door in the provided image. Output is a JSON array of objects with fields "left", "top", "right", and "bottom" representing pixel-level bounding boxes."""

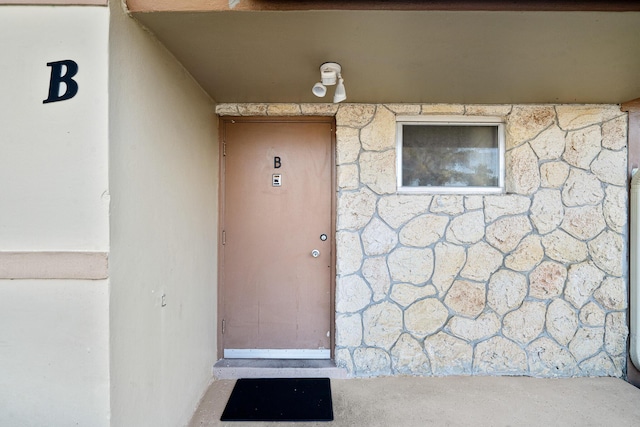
[{"left": 220, "top": 117, "right": 334, "bottom": 359}]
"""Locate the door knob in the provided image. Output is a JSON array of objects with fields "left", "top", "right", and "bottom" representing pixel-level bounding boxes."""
[{"left": 311, "top": 249, "right": 320, "bottom": 258}]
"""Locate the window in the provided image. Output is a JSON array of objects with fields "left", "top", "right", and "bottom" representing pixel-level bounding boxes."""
[{"left": 396, "top": 116, "right": 505, "bottom": 194}]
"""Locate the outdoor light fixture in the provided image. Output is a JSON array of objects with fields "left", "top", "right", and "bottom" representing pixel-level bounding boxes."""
[{"left": 312, "top": 62, "right": 346, "bottom": 103}]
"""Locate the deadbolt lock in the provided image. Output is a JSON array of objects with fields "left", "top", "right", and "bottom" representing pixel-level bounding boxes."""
[{"left": 311, "top": 249, "right": 320, "bottom": 258}]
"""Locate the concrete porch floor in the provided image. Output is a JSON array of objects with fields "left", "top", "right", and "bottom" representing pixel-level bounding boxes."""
[{"left": 189, "top": 376, "right": 640, "bottom": 427}]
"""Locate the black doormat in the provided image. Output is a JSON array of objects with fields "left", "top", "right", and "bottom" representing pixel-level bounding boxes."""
[{"left": 220, "top": 378, "right": 333, "bottom": 422}]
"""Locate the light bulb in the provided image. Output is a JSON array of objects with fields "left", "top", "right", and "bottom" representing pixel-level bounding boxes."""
[
  {"left": 333, "top": 78, "right": 346, "bottom": 103},
  {"left": 312, "top": 82, "right": 327, "bottom": 97}
]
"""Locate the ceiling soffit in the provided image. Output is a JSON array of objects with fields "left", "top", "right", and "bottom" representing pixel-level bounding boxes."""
[{"left": 129, "top": 6, "right": 640, "bottom": 104}]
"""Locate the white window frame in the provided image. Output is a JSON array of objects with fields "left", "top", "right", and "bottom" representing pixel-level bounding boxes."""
[{"left": 396, "top": 115, "right": 506, "bottom": 194}]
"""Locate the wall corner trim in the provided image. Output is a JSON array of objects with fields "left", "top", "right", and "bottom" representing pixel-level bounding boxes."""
[
  {"left": 0, "top": 251, "right": 108, "bottom": 280},
  {"left": 0, "top": 1, "right": 108, "bottom": 5},
  {"left": 625, "top": 99, "right": 640, "bottom": 177},
  {"left": 622, "top": 98, "right": 640, "bottom": 112}
]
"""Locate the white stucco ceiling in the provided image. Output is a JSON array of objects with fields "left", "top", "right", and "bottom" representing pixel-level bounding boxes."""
[{"left": 131, "top": 9, "right": 640, "bottom": 104}]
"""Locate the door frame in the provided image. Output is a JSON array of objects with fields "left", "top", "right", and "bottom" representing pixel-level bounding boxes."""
[{"left": 216, "top": 116, "right": 337, "bottom": 359}]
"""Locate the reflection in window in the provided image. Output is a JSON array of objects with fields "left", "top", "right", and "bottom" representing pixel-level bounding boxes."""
[{"left": 397, "top": 117, "right": 505, "bottom": 193}]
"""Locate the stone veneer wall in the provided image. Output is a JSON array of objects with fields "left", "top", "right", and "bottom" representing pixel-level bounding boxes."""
[{"left": 217, "top": 103, "right": 629, "bottom": 378}]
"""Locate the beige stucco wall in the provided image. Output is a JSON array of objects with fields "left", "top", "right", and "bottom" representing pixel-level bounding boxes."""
[
  {"left": 0, "top": 6, "right": 109, "bottom": 251},
  {"left": 109, "top": 2, "right": 219, "bottom": 426},
  {"left": 0, "top": 280, "right": 109, "bottom": 426},
  {"left": 0, "top": 5, "right": 110, "bottom": 426},
  {"left": 218, "top": 102, "right": 628, "bottom": 378}
]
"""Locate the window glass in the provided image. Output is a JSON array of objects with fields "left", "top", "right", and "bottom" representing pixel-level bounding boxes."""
[{"left": 397, "top": 117, "right": 504, "bottom": 193}]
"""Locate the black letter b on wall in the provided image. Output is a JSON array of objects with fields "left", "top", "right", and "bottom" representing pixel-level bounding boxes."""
[{"left": 43, "top": 60, "right": 79, "bottom": 104}]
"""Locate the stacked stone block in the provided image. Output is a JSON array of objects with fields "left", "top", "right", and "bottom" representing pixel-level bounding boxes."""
[{"left": 217, "top": 102, "right": 628, "bottom": 378}]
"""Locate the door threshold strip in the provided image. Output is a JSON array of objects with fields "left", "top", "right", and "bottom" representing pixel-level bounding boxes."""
[{"left": 213, "top": 358, "right": 348, "bottom": 379}]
